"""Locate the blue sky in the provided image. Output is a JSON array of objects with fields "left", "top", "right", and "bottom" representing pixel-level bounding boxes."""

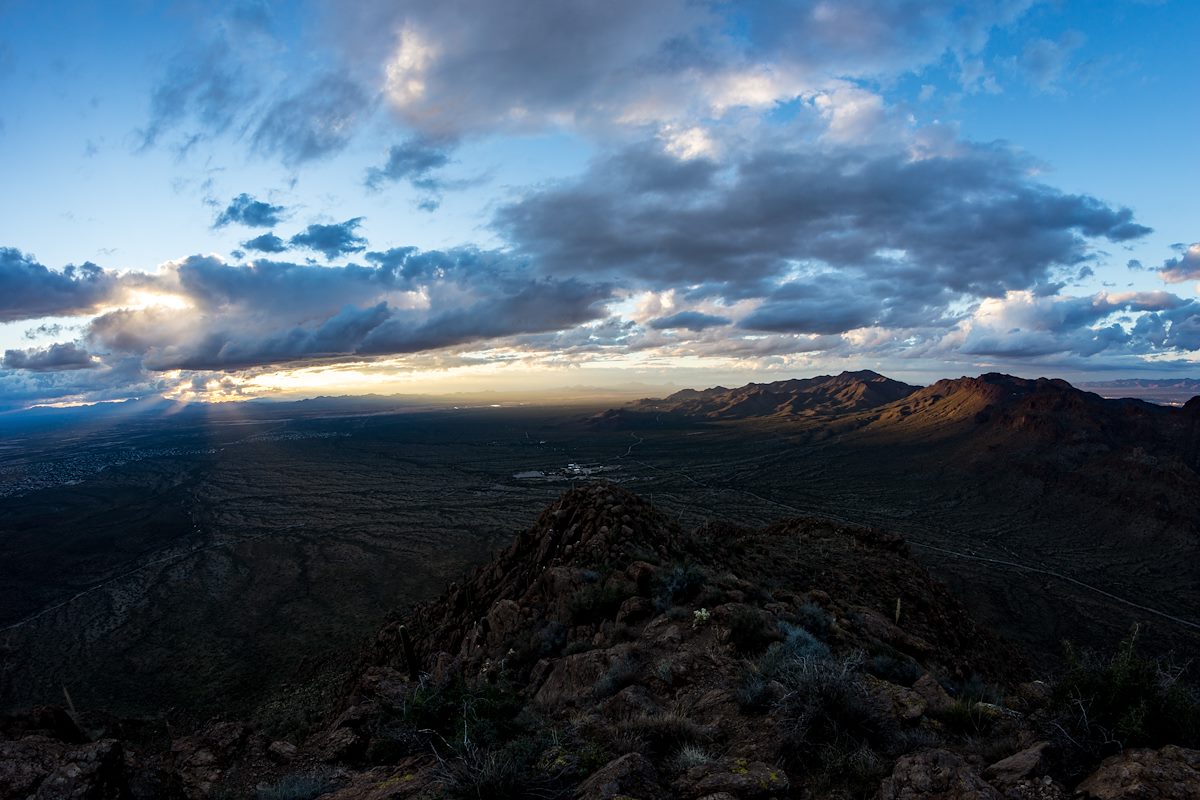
[{"left": 0, "top": 0, "right": 1197, "bottom": 408}]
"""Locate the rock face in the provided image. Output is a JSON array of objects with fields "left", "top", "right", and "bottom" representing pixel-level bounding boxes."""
[
  {"left": 984, "top": 741, "right": 1054, "bottom": 787},
  {"left": 0, "top": 737, "right": 127, "bottom": 800},
  {"left": 1, "top": 483, "right": 1197, "bottom": 799},
  {"left": 1074, "top": 746, "right": 1200, "bottom": 800},
  {"left": 576, "top": 752, "right": 664, "bottom": 799},
  {"left": 880, "top": 749, "right": 1004, "bottom": 800}
]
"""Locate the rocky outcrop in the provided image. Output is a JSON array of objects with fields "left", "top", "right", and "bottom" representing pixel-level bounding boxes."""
[
  {"left": 1074, "top": 745, "right": 1200, "bottom": 799},
  {"left": 1, "top": 483, "right": 1196, "bottom": 799},
  {"left": 0, "top": 737, "right": 128, "bottom": 800},
  {"left": 880, "top": 749, "right": 1004, "bottom": 800}
]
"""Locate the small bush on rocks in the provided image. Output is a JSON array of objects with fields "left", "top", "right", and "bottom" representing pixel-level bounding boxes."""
[
  {"left": 656, "top": 564, "right": 707, "bottom": 609},
  {"left": 1047, "top": 628, "right": 1200, "bottom": 773},
  {"left": 437, "top": 736, "right": 566, "bottom": 800},
  {"left": 569, "top": 582, "right": 633, "bottom": 624},
  {"left": 866, "top": 650, "right": 923, "bottom": 687},
  {"left": 726, "top": 606, "right": 779, "bottom": 654},
  {"left": 795, "top": 601, "right": 834, "bottom": 640},
  {"left": 669, "top": 743, "right": 713, "bottom": 772},
  {"left": 594, "top": 653, "right": 640, "bottom": 699}
]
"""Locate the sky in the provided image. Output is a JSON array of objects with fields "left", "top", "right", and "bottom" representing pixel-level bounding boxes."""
[{"left": 0, "top": 0, "right": 1198, "bottom": 410}]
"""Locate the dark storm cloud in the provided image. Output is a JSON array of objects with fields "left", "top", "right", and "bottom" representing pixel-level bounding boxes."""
[
  {"left": 359, "top": 279, "right": 612, "bottom": 355},
  {"left": 83, "top": 248, "right": 614, "bottom": 372},
  {"left": 0, "top": 247, "right": 119, "bottom": 322},
  {"left": 214, "top": 193, "right": 286, "bottom": 228},
  {"left": 1158, "top": 243, "right": 1200, "bottom": 283},
  {"left": 3, "top": 342, "right": 96, "bottom": 371},
  {"left": 252, "top": 72, "right": 373, "bottom": 165},
  {"left": 288, "top": 218, "right": 368, "bottom": 260},
  {"left": 740, "top": 280, "right": 882, "bottom": 335},
  {"left": 241, "top": 233, "right": 289, "bottom": 254},
  {"left": 497, "top": 141, "right": 1150, "bottom": 333},
  {"left": 648, "top": 310, "right": 731, "bottom": 331},
  {"left": 0, "top": 355, "right": 166, "bottom": 413}
]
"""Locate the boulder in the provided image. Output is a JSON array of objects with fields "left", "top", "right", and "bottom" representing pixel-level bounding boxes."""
[
  {"left": 677, "top": 758, "right": 789, "bottom": 798},
  {"left": 577, "top": 752, "right": 664, "bottom": 799},
  {"left": 880, "top": 749, "right": 1004, "bottom": 800},
  {"left": 617, "top": 596, "right": 655, "bottom": 626},
  {"left": 983, "top": 741, "right": 1053, "bottom": 788},
  {"left": 912, "top": 673, "right": 955, "bottom": 716},
  {"left": 534, "top": 646, "right": 633, "bottom": 708},
  {"left": 28, "top": 739, "right": 127, "bottom": 800},
  {"left": 1075, "top": 745, "right": 1200, "bottom": 799}
]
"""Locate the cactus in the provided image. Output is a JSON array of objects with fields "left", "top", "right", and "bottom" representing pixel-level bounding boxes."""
[{"left": 399, "top": 625, "right": 419, "bottom": 681}]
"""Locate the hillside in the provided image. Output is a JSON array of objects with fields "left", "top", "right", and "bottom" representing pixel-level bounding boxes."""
[
  {"left": 592, "top": 370, "right": 919, "bottom": 426},
  {"left": 3, "top": 484, "right": 1197, "bottom": 799}
]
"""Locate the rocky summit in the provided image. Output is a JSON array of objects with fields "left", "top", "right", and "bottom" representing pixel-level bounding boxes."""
[{"left": 3, "top": 483, "right": 1198, "bottom": 799}]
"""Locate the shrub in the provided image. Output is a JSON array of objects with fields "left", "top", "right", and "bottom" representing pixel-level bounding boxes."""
[
  {"left": 734, "top": 664, "right": 772, "bottom": 713},
  {"left": 795, "top": 601, "right": 834, "bottom": 640},
  {"left": 866, "top": 650, "right": 922, "bottom": 687},
  {"left": 669, "top": 743, "right": 713, "bottom": 772},
  {"left": 437, "top": 737, "right": 565, "bottom": 800},
  {"left": 938, "top": 699, "right": 995, "bottom": 737},
  {"left": 666, "top": 606, "right": 690, "bottom": 622},
  {"left": 725, "top": 606, "right": 780, "bottom": 654},
  {"left": 401, "top": 676, "right": 525, "bottom": 750},
  {"left": 569, "top": 581, "right": 633, "bottom": 624},
  {"left": 594, "top": 653, "right": 640, "bottom": 699},
  {"left": 656, "top": 564, "right": 707, "bottom": 609},
  {"left": 564, "top": 641, "right": 593, "bottom": 656},
  {"left": 616, "top": 711, "right": 706, "bottom": 754},
  {"left": 768, "top": 648, "right": 899, "bottom": 790},
  {"left": 757, "top": 623, "right": 830, "bottom": 681},
  {"left": 1047, "top": 629, "right": 1200, "bottom": 771}
]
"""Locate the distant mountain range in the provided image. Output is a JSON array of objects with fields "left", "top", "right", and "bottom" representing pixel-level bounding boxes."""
[
  {"left": 592, "top": 369, "right": 921, "bottom": 426},
  {"left": 1080, "top": 377, "right": 1200, "bottom": 405},
  {"left": 595, "top": 370, "right": 1200, "bottom": 430}
]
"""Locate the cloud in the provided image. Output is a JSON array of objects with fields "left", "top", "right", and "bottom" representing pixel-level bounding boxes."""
[
  {"left": 252, "top": 72, "right": 373, "bottom": 164},
  {"left": 740, "top": 280, "right": 883, "bottom": 335},
  {"left": 0, "top": 247, "right": 120, "bottom": 322},
  {"left": 955, "top": 290, "right": 1194, "bottom": 359},
  {"left": 496, "top": 139, "right": 1150, "bottom": 323},
  {"left": 138, "top": 38, "right": 259, "bottom": 151},
  {"left": 0, "top": 355, "right": 166, "bottom": 413},
  {"left": 82, "top": 249, "right": 613, "bottom": 372},
  {"left": 1158, "top": 243, "right": 1200, "bottom": 283},
  {"left": 648, "top": 310, "right": 731, "bottom": 331},
  {"left": 358, "top": 279, "right": 611, "bottom": 355},
  {"left": 3, "top": 342, "right": 97, "bottom": 371},
  {"left": 214, "top": 193, "right": 286, "bottom": 228},
  {"left": 1017, "top": 30, "right": 1086, "bottom": 92},
  {"left": 288, "top": 218, "right": 368, "bottom": 260},
  {"left": 330, "top": 0, "right": 1035, "bottom": 138},
  {"left": 241, "top": 233, "right": 289, "bottom": 254},
  {"left": 365, "top": 136, "right": 452, "bottom": 191}
]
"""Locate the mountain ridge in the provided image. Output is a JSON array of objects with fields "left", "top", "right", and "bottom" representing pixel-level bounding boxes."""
[{"left": 3, "top": 484, "right": 1197, "bottom": 798}]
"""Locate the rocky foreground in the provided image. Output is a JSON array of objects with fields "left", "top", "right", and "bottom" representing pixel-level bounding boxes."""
[{"left": 3, "top": 483, "right": 1198, "bottom": 798}]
